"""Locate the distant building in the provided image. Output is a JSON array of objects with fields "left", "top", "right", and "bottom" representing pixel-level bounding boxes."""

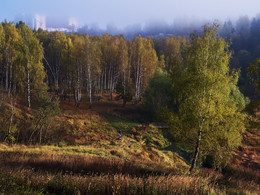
[
  {"left": 15, "top": 13, "right": 46, "bottom": 30},
  {"left": 34, "top": 14, "right": 46, "bottom": 30},
  {"left": 15, "top": 13, "right": 78, "bottom": 33},
  {"left": 69, "top": 17, "right": 78, "bottom": 32},
  {"left": 45, "top": 27, "right": 71, "bottom": 33}
]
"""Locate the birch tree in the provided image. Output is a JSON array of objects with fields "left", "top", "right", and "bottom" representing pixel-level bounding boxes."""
[
  {"left": 61, "top": 36, "right": 74, "bottom": 100},
  {"left": 117, "top": 36, "right": 130, "bottom": 106},
  {"left": 2, "top": 22, "right": 20, "bottom": 97},
  {"left": 130, "top": 36, "right": 158, "bottom": 104},
  {"left": 84, "top": 36, "right": 101, "bottom": 108},
  {"left": 0, "top": 23, "right": 5, "bottom": 91},
  {"left": 165, "top": 24, "right": 247, "bottom": 171},
  {"left": 71, "top": 35, "right": 84, "bottom": 107},
  {"left": 16, "top": 22, "right": 46, "bottom": 107},
  {"left": 47, "top": 31, "right": 67, "bottom": 94}
]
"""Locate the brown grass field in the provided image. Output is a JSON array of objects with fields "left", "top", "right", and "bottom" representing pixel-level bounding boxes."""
[{"left": 0, "top": 95, "right": 259, "bottom": 194}]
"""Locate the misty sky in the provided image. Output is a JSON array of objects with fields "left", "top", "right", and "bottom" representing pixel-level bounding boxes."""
[{"left": 1, "top": 0, "right": 260, "bottom": 29}]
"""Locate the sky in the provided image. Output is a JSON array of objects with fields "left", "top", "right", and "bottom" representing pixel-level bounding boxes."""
[{"left": 0, "top": 0, "right": 260, "bottom": 29}]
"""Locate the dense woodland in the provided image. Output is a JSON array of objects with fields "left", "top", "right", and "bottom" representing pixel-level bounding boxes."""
[
  {"left": 0, "top": 19, "right": 259, "bottom": 173},
  {"left": 0, "top": 19, "right": 259, "bottom": 109}
]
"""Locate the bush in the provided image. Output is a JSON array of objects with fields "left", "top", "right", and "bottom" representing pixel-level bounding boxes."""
[{"left": 143, "top": 68, "right": 173, "bottom": 115}]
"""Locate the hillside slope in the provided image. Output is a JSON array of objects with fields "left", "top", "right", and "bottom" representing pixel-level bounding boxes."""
[{"left": 0, "top": 96, "right": 259, "bottom": 194}]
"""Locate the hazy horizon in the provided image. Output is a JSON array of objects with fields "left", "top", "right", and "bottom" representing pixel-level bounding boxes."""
[{"left": 1, "top": 0, "right": 260, "bottom": 30}]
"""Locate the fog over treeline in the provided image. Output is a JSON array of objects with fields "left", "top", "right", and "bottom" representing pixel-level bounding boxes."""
[
  {"left": 77, "top": 18, "right": 206, "bottom": 38},
  {"left": 8, "top": 13, "right": 258, "bottom": 97},
  {"left": 77, "top": 14, "right": 260, "bottom": 97},
  {"left": 75, "top": 15, "right": 260, "bottom": 39},
  {"left": 1, "top": 13, "right": 259, "bottom": 98}
]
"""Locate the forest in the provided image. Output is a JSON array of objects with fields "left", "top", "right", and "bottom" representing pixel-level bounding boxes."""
[{"left": 0, "top": 19, "right": 259, "bottom": 194}]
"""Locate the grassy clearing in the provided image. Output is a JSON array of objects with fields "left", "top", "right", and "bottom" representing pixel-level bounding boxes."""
[
  {"left": 0, "top": 140, "right": 194, "bottom": 194},
  {"left": 103, "top": 114, "right": 139, "bottom": 133},
  {"left": 0, "top": 127, "right": 189, "bottom": 173},
  {"left": 0, "top": 167, "right": 220, "bottom": 195},
  {"left": 0, "top": 97, "right": 259, "bottom": 194},
  {"left": 1, "top": 149, "right": 259, "bottom": 194},
  {"left": 1, "top": 133, "right": 259, "bottom": 195}
]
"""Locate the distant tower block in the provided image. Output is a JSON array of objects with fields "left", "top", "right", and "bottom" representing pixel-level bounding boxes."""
[
  {"left": 69, "top": 17, "right": 78, "bottom": 32},
  {"left": 34, "top": 14, "right": 46, "bottom": 30},
  {"left": 15, "top": 13, "right": 46, "bottom": 31}
]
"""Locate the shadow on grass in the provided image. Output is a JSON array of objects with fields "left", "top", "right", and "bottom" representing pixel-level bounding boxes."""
[{"left": 0, "top": 152, "right": 174, "bottom": 177}]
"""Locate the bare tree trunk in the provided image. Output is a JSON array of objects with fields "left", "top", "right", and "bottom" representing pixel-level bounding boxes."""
[
  {"left": 104, "top": 67, "right": 107, "bottom": 91},
  {"left": 138, "top": 57, "right": 143, "bottom": 102},
  {"left": 89, "top": 82, "right": 92, "bottom": 109},
  {"left": 46, "top": 72, "right": 49, "bottom": 86},
  {"left": 76, "top": 66, "right": 81, "bottom": 107},
  {"left": 28, "top": 117, "right": 43, "bottom": 145},
  {"left": 4, "top": 94, "right": 15, "bottom": 144},
  {"left": 39, "top": 127, "right": 43, "bottom": 145},
  {"left": 190, "top": 130, "right": 202, "bottom": 172},
  {"left": 138, "top": 67, "right": 143, "bottom": 102},
  {"left": 27, "top": 64, "right": 31, "bottom": 108},
  {"left": 100, "top": 71, "right": 103, "bottom": 97},
  {"left": 128, "top": 48, "right": 132, "bottom": 85},
  {"left": 87, "top": 62, "right": 92, "bottom": 109},
  {"left": 74, "top": 89, "right": 81, "bottom": 107},
  {"left": 109, "top": 66, "right": 113, "bottom": 100},
  {"left": 74, "top": 64, "right": 81, "bottom": 107},
  {"left": 5, "top": 66, "right": 8, "bottom": 91},
  {"left": 135, "top": 74, "right": 139, "bottom": 104},
  {"left": 123, "top": 69, "right": 126, "bottom": 106},
  {"left": 69, "top": 73, "right": 72, "bottom": 102},
  {"left": 0, "top": 66, "right": 4, "bottom": 89},
  {"left": 135, "top": 58, "right": 140, "bottom": 104},
  {"left": 111, "top": 77, "right": 116, "bottom": 101},
  {"left": 8, "top": 64, "right": 12, "bottom": 98},
  {"left": 54, "top": 78, "right": 59, "bottom": 94}
]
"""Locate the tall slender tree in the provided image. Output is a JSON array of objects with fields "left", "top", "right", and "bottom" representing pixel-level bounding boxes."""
[
  {"left": 130, "top": 36, "right": 158, "bottom": 104},
  {"left": 165, "top": 24, "right": 247, "bottom": 171},
  {"left": 47, "top": 31, "right": 67, "bottom": 94},
  {"left": 0, "top": 23, "right": 5, "bottom": 91},
  {"left": 118, "top": 36, "right": 129, "bottom": 106},
  {"left": 84, "top": 36, "right": 101, "bottom": 108},
  {"left": 2, "top": 22, "right": 20, "bottom": 96},
  {"left": 16, "top": 22, "right": 46, "bottom": 107}
]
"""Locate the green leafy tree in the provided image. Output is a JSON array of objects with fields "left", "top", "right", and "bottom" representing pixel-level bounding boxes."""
[
  {"left": 99, "top": 34, "right": 120, "bottom": 100},
  {"left": 47, "top": 31, "right": 67, "bottom": 93},
  {"left": 16, "top": 22, "right": 47, "bottom": 107},
  {"left": 0, "top": 23, "right": 5, "bottom": 92},
  {"left": 2, "top": 22, "right": 21, "bottom": 96},
  {"left": 60, "top": 36, "right": 74, "bottom": 100},
  {"left": 0, "top": 23, "right": 4, "bottom": 69},
  {"left": 70, "top": 34, "right": 84, "bottom": 107},
  {"left": 84, "top": 35, "right": 101, "bottom": 108},
  {"left": 129, "top": 36, "right": 158, "bottom": 104},
  {"left": 144, "top": 68, "right": 173, "bottom": 115},
  {"left": 116, "top": 36, "right": 131, "bottom": 106},
  {"left": 28, "top": 95, "right": 60, "bottom": 144},
  {"left": 165, "top": 24, "right": 247, "bottom": 171},
  {"left": 229, "top": 84, "right": 250, "bottom": 111}
]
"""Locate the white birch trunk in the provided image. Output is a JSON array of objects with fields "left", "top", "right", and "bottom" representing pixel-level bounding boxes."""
[{"left": 27, "top": 64, "right": 31, "bottom": 108}]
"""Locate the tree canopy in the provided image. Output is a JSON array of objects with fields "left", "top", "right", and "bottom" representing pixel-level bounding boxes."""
[{"left": 158, "top": 24, "right": 247, "bottom": 171}]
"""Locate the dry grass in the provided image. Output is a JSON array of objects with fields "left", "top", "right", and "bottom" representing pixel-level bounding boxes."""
[
  {"left": 0, "top": 97, "right": 259, "bottom": 194},
  {"left": 0, "top": 143, "right": 259, "bottom": 194},
  {"left": 0, "top": 144, "right": 210, "bottom": 194},
  {"left": 0, "top": 166, "right": 218, "bottom": 195},
  {"left": 0, "top": 141, "right": 189, "bottom": 175}
]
